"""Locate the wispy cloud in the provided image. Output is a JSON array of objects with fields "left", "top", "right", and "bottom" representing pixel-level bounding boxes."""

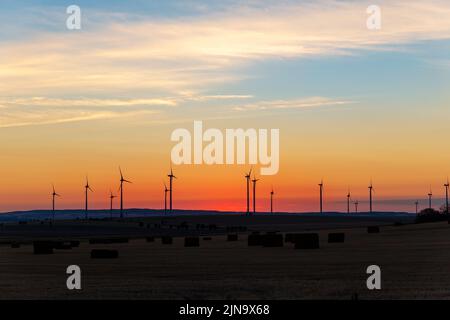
[
  {"left": 0, "top": 109, "right": 159, "bottom": 129},
  {"left": 233, "top": 97, "right": 356, "bottom": 111}
]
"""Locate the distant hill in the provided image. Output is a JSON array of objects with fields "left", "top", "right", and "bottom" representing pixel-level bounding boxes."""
[{"left": 0, "top": 209, "right": 413, "bottom": 222}]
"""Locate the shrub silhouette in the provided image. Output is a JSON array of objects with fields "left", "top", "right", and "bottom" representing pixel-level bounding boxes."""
[{"left": 416, "top": 208, "right": 448, "bottom": 223}]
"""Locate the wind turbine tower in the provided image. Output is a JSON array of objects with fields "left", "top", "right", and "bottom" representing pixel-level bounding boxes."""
[
  {"left": 119, "top": 167, "right": 132, "bottom": 218},
  {"left": 368, "top": 181, "right": 374, "bottom": 213},
  {"left": 415, "top": 200, "right": 419, "bottom": 215},
  {"left": 52, "top": 184, "right": 60, "bottom": 221},
  {"left": 270, "top": 187, "right": 274, "bottom": 214},
  {"left": 84, "top": 176, "right": 93, "bottom": 220},
  {"left": 245, "top": 168, "right": 252, "bottom": 216},
  {"left": 346, "top": 189, "right": 351, "bottom": 214},
  {"left": 318, "top": 179, "right": 323, "bottom": 214},
  {"left": 167, "top": 168, "right": 176, "bottom": 213},
  {"left": 252, "top": 175, "right": 259, "bottom": 215},
  {"left": 109, "top": 191, "right": 116, "bottom": 219},
  {"left": 445, "top": 178, "right": 449, "bottom": 214},
  {"left": 428, "top": 187, "right": 433, "bottom": 209},
  {"left": 354, "top": 200, "right": 359, "bottom": 213},
  {"left": 164, "top": 182, "right": 169, "bottom": 214}
]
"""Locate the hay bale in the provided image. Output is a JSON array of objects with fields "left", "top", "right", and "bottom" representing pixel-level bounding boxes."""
[
  {"left": 161, "top": 236, "right": 173, "bottom": 244},
  {"left": 294, "top": 233, "right": 320, "bottom": 249},
  {"left": 248, "top": 234, "right": 262, "bottom": 246},
  {"left": 11, "top": 242, "right": 20, "bottom": 248},
  {"left": 184, "top": 237, "right": 200, "bottom": 247},
  {"left": 110, "top": 237, "right": 129, "bottom": 243},
  {"left": 285, "top": 233, "right": 294, "bottom": 243},
  {"left": 33, "top": 241, "right": 54, "bottom": 254},
  {"left": 203, "top": 237, "right": 212, "bottom": 241},
  {"left": 227, "top": 234, "right": 238, "bottom": 241},
  {"left": 146, "top": 236, "right": 155, "bottom": 242},
  {"left": 89, "top": 238, "right": 105, "bottom": 244},
  {"left": 328, "top": 233, "right": 345, "bottom": 243},
  {"left": 262, "top": 234, "right": 284, "bottom": 247},
  {"left": 70, "top": 240, "right": 80, "bottom": 248},
  {"left": 89, "top": 237, "right": 129, "bottom": 244},
  {"left": 53, "top": 241, "right": 72, "bottom": 250},
  {"left": 90, "top": 249, "right": 118, "bottom": 259},
  {"left": 367, "top": 226, "right": 380, "bottom": 233}
]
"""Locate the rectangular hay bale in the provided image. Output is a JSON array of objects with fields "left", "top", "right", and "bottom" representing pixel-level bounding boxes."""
[
  {"left": 328, "top": 233, "right": 345, "bottom": 243},
  {"left": 90, "top": 249, "right": 118, "bottom": 259},
  {"left": 33, "top": 241, "right": 54, "bottom": 254},
  {"left": 161, "top": 236, "right": 173, "bottom": 244},
  {"left": 184, "top": 237, "right": 200, "bottom": 247},
  {"left": 367, "top": 226, "right": 380, "bottom": 233},
  {"left": 294, "top": 233, "right": 320, "bottom": 249}
]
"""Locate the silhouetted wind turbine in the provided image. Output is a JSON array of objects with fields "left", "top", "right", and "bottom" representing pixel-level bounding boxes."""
[
  {"left": 354, "top": 200, "right": 359, "bottom": 213},
  {"left": 52, "top": 184, "right": 60, "bottom": 220},
  {"left": 428, "top": 186, "right": 433, "bottom": 209},
  {"left": 164, "top": 182, "right": 169, "bottom": 214},
  {"left": 368, "top": 180, "right": 374, "bottom": 213},
  {"left": 270, "top": 186, "right": 274, "bottom": 214},
  {"left": 245, "top": 168, "right": 252, "bottom": 216},
  {"left": 119, "top": 167, "right": 132, "bottom": 218},
  {"left": 84, "top": 176, "right": 93, "bottom": 220},
  {"left": 252, "top": 175, "right": 259, "bottom": 215},
  {"left": 318, "top": 179, "right": 323, "bottom": 214},
  {"left": 109, "top": 190, "right": 116, "bottom": 219},
  {"left": 346, "top": 188, "right": 351, "bottom": 214},
  {"left": 444, "top": 178, "right": 449, "bottom": 214},
  {"left": 167, "top": 168, "right": 176, "bottom": 213},
  {"left": 415, "top": 200, "right": 419, "bottom": 215}
]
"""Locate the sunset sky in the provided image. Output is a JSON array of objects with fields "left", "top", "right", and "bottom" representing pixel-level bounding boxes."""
[{"left": 1, "top": 0, "right": 450, "bottom": 213}]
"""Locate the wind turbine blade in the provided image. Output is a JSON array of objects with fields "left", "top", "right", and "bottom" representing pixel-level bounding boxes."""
[
  {"left": 123, "top": 179, "right": 132, "bottom": 183},
  {"left": 119, "top": 166, "right": 124, "bottom": 179}
]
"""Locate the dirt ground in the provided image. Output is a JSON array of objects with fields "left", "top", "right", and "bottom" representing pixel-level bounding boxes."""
[{"left": 1, "top": 214, "right": 449, "bottom": 300}]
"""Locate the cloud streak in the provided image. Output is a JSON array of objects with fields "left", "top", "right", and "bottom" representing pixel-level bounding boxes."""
[{"left": 232, "top": 97, "right": 356, "bottom": 111}]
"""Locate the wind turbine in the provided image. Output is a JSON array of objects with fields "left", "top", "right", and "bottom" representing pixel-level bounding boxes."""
[
  {"left": 167, "top": 167, "right": 176, "bottom": 213},
  {"left": 428, "top": 186, "right": 433, "bottom": 209},
  {"left": 164, "top": 182, "right": 169, "bottom": 214},
  {"left": 109, "top": 190, "right": 116, "bottom": 219},
  {"left": 270, "top": 186, "right": 274, "bottom": 214},
  {"left": 444, "top": 178, "right": 449, "bottom": 214},
  {"left": 415, "top": 200, "right": 419, "bottom": 215},
  {"left": 346, "top": 188, "right": 351, "bottom": 214},
  {"left": 84, "top": 176, "right": 93, "bottom": 220},
  {"left": 252, "top": 175, "right": 259, "bottom": 215},
  {"left": 52, "top": 184, "right": 60, "bottom": 221},
  {"left": 318, "top": 179, "right": 323, "bottom": 214},
  {"left": 119, "top": 167, "right": 132, "bottom": 218},
  {"left": 245, "top": 168, "right": 252, "bottom": 216},
  {"left": 368, "top": 180, "right": 374, "bottom": 213},
  {"left": 354, "top": 200, "right": 359, "bottom": 213}
]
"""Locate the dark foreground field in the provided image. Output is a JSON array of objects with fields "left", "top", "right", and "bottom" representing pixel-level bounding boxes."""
[{"left": 1, "top": 213, "right": 449, "bottom": 299}]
